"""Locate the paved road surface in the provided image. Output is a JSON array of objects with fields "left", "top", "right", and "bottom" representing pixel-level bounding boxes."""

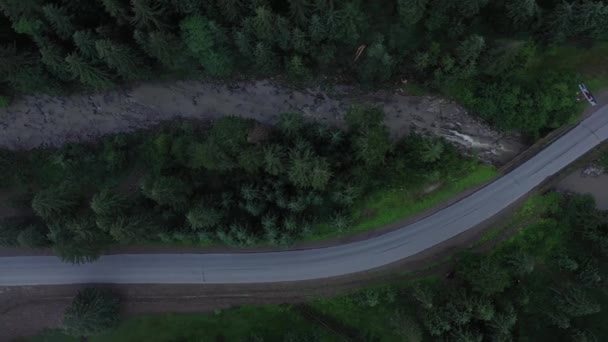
[{"left": 2, "top": 105, "right": 608, "bottom": 286}]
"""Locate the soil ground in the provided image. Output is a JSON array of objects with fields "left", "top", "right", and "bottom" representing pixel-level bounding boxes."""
[{"left": 557, "top": 171, "right": 608, "bottom": 210}]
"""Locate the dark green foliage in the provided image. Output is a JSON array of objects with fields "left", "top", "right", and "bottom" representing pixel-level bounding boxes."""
[
  {"left": 286, "top": 55, "right": 312, "bottom": 83},
  {"left": 65, "top": 53, "right": 113, "bottom": 89},
  {"left": 39, "top": 42, "right": 72, "bottom": 81},
  {"left": 134, "top": 30, "right": 195, "bottom": 72},
  {"left": 31, "top": 184, "right": 80, "bottom": 221},
  {"left": 95, "top": 39, "right": 150, "bottom": 80},
  {"left": 346, "top": 106, "right": 390, "bottom": 167},
  {"left": 217, "top": 0, "right": 244, "bottom": 23},
  {"left": 0, "top": 104, "right": 476, "bottom": 252},
  {"left": 140, "top": 175, "right": 192, "bottom": 209},
  {"left": 507, "top": 250, "right": 535, "bottom": 275},
  {"left": 91, "top": 189, "right": 128, "bottom": 216},
  {"left": 0, "top": 219, "right": 20, "bottom": 246},
  {"left": 458, "top": 255, "right": 512, "bottom": 295},
  {"left": 48, "top": 216, "right": 108, "bottom": 263},
  {"left": 252, "top": 6, "right": 274, "bottom": 42},
  {"left": 100, "top": 0, "right": 130, "bottom": 23},
  {"left": 187, "top": 202, "right": 223, "bottom": 230},
  {"left": 73, "top": 31, "right": 100, "bottom": 61},
  {"left": 17, "top": 224, "right": 49, "bottom": 247},
  {"left": 63, "top": 288, "right": 120, "bottom": 337},
  {"left": 551, "top": 286, "right": 601, "bottom": 318},
  {"left": 287, "top": 148, "right": 331, "bottom": 190},
  {"left": 100, "top": 214, "right": 158, "bottom": 243},
  {"left": 180, "top": 15, "right": 234, "bottom": 77},
  {"left": 42, "top": 3, "right": 74, "bottom": 39},
  {"left": 398, "top": 0, "right": 428, "bottom": 25},
  {"left": 391, "top": 311, "right": 423, "bottom": 342},
  {"left": 0, "top": 95, "right": 9, "bottom": 107},
  {"left": 357, "top": 40, "right": 394, "bottom": 83},
  {"left": 453, "top": 71, "right": 577, "bottom": 136},
  {"left": 131, "top": 0, "right": 165, "bottom": 29}
]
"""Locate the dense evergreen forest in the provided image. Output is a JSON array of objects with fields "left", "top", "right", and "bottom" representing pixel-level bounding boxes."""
[
  {"left": 0, "top": 108, "right": 476, "bottom": 262},
  {"left": 1, "top": 0, "right": 605, "bottom": 135}
]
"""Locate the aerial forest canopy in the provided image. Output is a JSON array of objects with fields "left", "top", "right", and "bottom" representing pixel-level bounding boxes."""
[
  {"left": 1, "top": 0, "right": 605, "bottom": 135},
  {"left": 0, "top": 108, "right": 475, "bottom": 262}
]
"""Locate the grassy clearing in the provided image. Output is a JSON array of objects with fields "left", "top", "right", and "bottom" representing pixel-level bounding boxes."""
[
  {"left": 539, "top": 42, "right": 608, "bottom": 89},
  {"left": 24, "top": 306, "right": 333, "bottom": 342},
  {"left": 307, "top": 165, "right": 497, "bottom": 241}
]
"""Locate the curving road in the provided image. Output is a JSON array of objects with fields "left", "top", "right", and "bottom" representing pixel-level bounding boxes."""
[{"left": 1, "top": 105, "right": 608, "bottom": 286}]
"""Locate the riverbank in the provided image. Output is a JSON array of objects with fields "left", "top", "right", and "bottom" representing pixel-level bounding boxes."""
[{"left": 0, "top": 79, "right": 524, "bottom": 164}]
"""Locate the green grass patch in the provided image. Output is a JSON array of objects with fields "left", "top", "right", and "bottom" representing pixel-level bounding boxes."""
[
  {"left": 539, "top": 42, "right": 608, "bottom": 88},
  {"left": 307, "top": 165, "right": 497, "bottom": 241},
  {"left": 25, "top": 306, "right": 333, "bottom": 342}
]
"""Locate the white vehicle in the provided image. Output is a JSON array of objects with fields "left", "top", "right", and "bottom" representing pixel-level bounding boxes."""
[{"left": 579, "top": 83, "right": 598, "bottom": 106}]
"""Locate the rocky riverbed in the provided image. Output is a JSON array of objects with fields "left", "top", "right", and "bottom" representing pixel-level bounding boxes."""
[{"left": 0, "top": 79, "right": 525, "bottom": 164}]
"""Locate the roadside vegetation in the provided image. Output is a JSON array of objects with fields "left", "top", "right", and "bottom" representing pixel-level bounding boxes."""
[
  {"left": 0, "top": 107, "right": 488, "bottom": 261},
  {"left": 1, "top": 0, "right": 605, "bottom": 136},
  {"left": 25, "top": 192, "right": 608, "bottom": 341}
]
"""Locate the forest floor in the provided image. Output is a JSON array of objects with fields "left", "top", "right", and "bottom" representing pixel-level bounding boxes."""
[{"left": 0, "top": 79, "right": 524, "bottom": 164}]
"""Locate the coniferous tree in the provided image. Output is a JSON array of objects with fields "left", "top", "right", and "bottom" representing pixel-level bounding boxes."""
[
  {"left": 252, "top": 6, "right": 274, "bottom": 43},
  {"left": 65, "top": 53, "right": 113, "bottom": 89},
  {"left": 91, "top": 189, "right": 128, "bottom": 217},
  {"left": 253, "top": 42, "right": 277, "bottom": 75},
  {"left": 308, "top": 14, "right": 326, "bottom": 43},
  {"left": 0, "top": 0, "right": 38, "bottom": 21},
  {"left": 288, "top": 0, "right": 311, "bottom": 27},
  {"left": 286, "top": 55, "right": 311, "bottom": 82},
  {"left": 39, "top": 41, "right": 72, "bottom": 81},
  {"left": 335, "top": 1, "right": 367, "bottom": 46},
  {"left": 216, "top": 0, "right": 244, "bottom": 23},
  {"left": 0, "top": 42, "right": 33, "bottom": 81},
  {"left": 100, "top": 0, "right": 130, "bottom": 23},
  {"left": 131, "top": 0, "right": 165, "bottom": 29},
  {"left": 390, "top": 311, "right": 423, "bottom": 342},
  {"left": 48, "top": 217, "right": 108, "bottom": 263},
  {"left": 95, "top": 39, "right": 148, "bottom": 80},
  {"left": 63, "top": 288, "right": 120, "bottom": 338},
  {"left": 506, "top": 0, "right": 541, "bottom": 29},
  {"left": 397, "top": 0, "right": 428, "bottom": 25},
  {"left": 274, "top": 15, "right": 292, "bottom": 51},
  {"left": 134, "top": 30, "right": 194, "bottom": 72},
  {"left": 140, "top": 175, "right": 192, "bottom": 209},
  {"left": 187, "top": 203, "right": 223, "bottom": 230},
  {"left": 180, "top": 15, "right": 234, "bottom": 77},
  {"left": 31, "top": 184, "right": 80, "bottom": 221},
  {"left": 17, "top": 224, "right": 49, "bottom": 248},
  {"left": 357, "top": 39, "right": 394, "bottom": 83},
  {"left": 545, "top": 1, "right": 574, "bottom": 42},
  {"left": 263, "top": 144, "right": 285, "bottom": 176},
  {"left": 42, "top": 3, "right": 74, "bottom": 40},
  {"left": 73, "top": 31, "right": 100, "bottom": 61}
]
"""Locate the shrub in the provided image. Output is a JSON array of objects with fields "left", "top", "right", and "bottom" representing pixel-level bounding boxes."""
[{"left": 63, "top": 288, "right": 121, "bottom": 338}]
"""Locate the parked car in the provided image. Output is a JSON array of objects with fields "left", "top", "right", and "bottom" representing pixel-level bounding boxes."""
[{"left": 579, "top": 83, "right": 598, "bottom": 106}]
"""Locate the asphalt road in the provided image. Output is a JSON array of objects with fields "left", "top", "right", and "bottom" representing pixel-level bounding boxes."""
[{"left": 2, "top": 105, "right": 608, "bottom": 286}]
